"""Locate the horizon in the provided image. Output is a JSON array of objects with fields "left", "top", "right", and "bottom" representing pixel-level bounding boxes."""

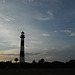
[{"left": 0, "top": 0, "right": 75, "bottom": 62}]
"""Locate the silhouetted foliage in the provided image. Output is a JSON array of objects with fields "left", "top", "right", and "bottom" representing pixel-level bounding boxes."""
[
  {"left": 38, "top": 58, "right": 44, "bottom": 64},
  {"left": 32, "top": 60, "right": 37, "bottom": 64},
  {"left": 69, "top": 59, "right": 75, "bottom": 63},
  {"left": 14, "top": 58, "right": 18, "bottom": 63},
  {"left": 0, "top": 59, "right": 75, "bottom": 69}
]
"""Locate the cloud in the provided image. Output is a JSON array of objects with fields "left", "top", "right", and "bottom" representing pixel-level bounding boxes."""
[
  {"left": 3, "top": 0, "right": 5, "bottom": 3},
  {"left": 0, "top": 49, "right": 19, "bottom": 61},
  {"left": 61, "top": 30, "right": 75, "bottom": 36},
  {"left": 0, "top": 54, "right": 17, "bottom": 62},
  {"left": 0, "top": 49, "right": 19, "bottom": 54},
  {"left": 0, "top": 24, "right": 20, "bottom": 51},
  {"left": 26, "top": 45, "right": 75, "bottom": 62},
  {"left": 45, "top": 56, "right": 53, "bottom": 60},
  {"left": 69, "top": 33, "right": 75, "bottom": 36},
  {"left": 22, "top": 0, "right": 60, "bottom": 4},
  {"left": 55, "top": 30, "right": 75, "bottom": 37},
  {"left": 30, "top": 40, "right": 42, "bottom": 44},
  {"left": 0, "top": 0, "right": 74, "bottom": 63},
  {"left": 50, "top": 0, "right": 60, "bottom": 2},
  {"left": 0, "top": 14, "right": 15, "bottom": 22},
  {"left": 60, "top": 30, "right": 71, "bottom": 33},
  {"left": 0, "top": 49, "right": 41, "bottom": 62},
  {"left": 54, "top": 30, "right": 58, "bottom": 32},
  {"left": 47, "top": 10, "right": 54, "bottom": 17},
  {"left": 0, "top": 25, "right": 14, "bottom": 37},
  {"left": 0, "top": 45, "right": 75, "bottom": 62},
  {"left": 34, "top": 10, "right": 54, "bottom": 21},
  {"left": 45, "top": 45, "right": 75, "bottom": 62},
  {"left": 22, "top": 0, "right": 34, "bottom": 4},
  {"left": 22, "top": 0, "right": 54, "bottom": 21},
  {"left": 40, "top": 34, "right": 51, "bottom": 37}
]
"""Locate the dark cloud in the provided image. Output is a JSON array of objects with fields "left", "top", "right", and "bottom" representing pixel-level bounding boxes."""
[
  {"left": 46, "top": 46, "right": 75, "bottom": 62},
  {"left": 0, "top": 52, "right": 41, "bottom": 56}
]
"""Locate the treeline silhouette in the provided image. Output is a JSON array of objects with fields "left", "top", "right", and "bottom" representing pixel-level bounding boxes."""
[{"left": 0, "top": 58, "right": 75, "bottom": 69}]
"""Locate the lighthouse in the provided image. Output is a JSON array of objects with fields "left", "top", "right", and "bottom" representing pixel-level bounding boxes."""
[{"left": 20, "top": 32, "right": 25, "bottom": 63}]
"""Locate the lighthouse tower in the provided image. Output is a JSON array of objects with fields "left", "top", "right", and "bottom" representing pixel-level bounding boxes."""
[{"left": 20, "top": 32, "right": 25, "bottom": 63}]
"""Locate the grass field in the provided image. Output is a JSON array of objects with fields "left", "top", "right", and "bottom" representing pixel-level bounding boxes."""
[{"left": 0, "top": 68, "right": 75, "bottom": 75}]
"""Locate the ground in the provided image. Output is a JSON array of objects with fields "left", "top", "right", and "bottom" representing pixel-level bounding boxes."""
[{"left": 0, "top": 68, "right": 75, "bottom": 75}]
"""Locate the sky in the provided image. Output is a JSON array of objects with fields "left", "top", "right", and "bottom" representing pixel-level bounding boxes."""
[{"left": 0, "top": 0, "right": 75, "bottom": 62}]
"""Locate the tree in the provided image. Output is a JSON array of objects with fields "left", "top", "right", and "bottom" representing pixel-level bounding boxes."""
[
  {"left": 38, "top": 58, "right": 44, "bottom": 64},
  {"left": 14, "top": 58, "right": 18, "bottom": 63},
  {"left": 32, "top": 60, "right": 37, "bottom": 64}
]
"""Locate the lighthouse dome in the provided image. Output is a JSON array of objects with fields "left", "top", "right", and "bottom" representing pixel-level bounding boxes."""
[{"left": 21, "top": 32, "right": 24, "bottom": 35}]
